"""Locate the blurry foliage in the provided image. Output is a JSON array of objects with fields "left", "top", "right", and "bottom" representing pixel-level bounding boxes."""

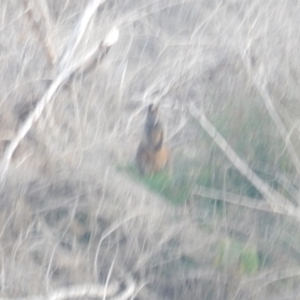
[
  {"left": 154, "top": 255, "right": 199, "bottom": 278},
  {"left": 124, "top": 164, "right": 190, "bottom": 205},
  {"left": 211, "top": 98, "right": 294, "bottom": 175},
  {"left": 215, "top": 239, "right": 260, "bottom": 275}
]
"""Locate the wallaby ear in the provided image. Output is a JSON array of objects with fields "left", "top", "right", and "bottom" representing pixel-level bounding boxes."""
[
  {"left": 148, "top": 104, "right": 154, "bottom": 112},
  {"left": 148, "top": 103, "right": 159, "bottom": 114}
]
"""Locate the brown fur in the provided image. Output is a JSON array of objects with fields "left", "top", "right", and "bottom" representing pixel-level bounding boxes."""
[{"left": 136, "top": 104, "right": 169, "bottom": 175}]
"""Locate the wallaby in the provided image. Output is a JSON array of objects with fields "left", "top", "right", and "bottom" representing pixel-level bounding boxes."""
[{"left": 136, "top": 104, "right": 169, "bottom": 175}]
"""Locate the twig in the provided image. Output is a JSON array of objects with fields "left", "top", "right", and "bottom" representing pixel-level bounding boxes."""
[
  {"left": 59, "top": 0, "right": 108, "bottom": 69},
  {"left": 103, "top": 255, "right": 116, "bottom": 300},
  {"left": 109, "top": 278, "right": 136, "bottom": 300},
  {"left": 93, "top": 212, "right": 146, "bottom": 278},
  {"left": 189, "top": 104, "right": 299, "bottom": 217},
  {"left": 74, "top": 26, "right": 119, "bottom": 76}
]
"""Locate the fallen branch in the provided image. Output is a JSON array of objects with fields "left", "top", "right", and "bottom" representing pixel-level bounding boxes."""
[
  {"left": 193, "top": 185, "right": 284, "bottom": 214},
  {"left": 249, "top": 162, "right": 300, "bottom": 201},
  {"left": 109, "top": 278, "right": 136, "bottom": 300},
  {"left": 0, "top": 27, "right": 119, "bottom": 181},
  {"left": 0, "top": 277, "right": 136, "bottom": 300},
  {"left": 189, "top": 104, "right": 300, "bottom": 217}
]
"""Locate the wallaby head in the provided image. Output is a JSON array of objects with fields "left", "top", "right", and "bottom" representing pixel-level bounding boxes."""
[{"left": 146, "top": 103, "right": 159, "bottom": 125}]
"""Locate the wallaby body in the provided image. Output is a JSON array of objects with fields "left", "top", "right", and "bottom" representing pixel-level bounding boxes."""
[{"left": 136, "top": 104, "right": 169, "bottom": 175}]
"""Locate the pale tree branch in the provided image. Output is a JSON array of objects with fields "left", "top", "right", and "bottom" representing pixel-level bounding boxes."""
[
  {"left": 189, "top": 104, "right": 300, "bottom": 218},
  {"left": 0, "top": 277, "right": 136, "bottom": 300},
  {"left": 0, "top": 27, "right": 119, "bottom": 181},
  {"left": 109, "top": 278, "right": 136, "bottom": 300},
  {"left": 59, "top": 0, "right": 108, "bottom": 69}
]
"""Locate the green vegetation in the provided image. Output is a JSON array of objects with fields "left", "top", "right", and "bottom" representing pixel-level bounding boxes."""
[
  {"left": 153, "top": 254, "right": 199, "bottom": 278},
  {"left": 124, "top": 95, "right": 295, "bottom": 208},
  {"left": 123, "top": 164, "right": 191, "bottom": 205},
  {"left": 240, "top": 246, "right": 260, "bottom": 275},
  {"left": 123, "top": 96, "right": 297, "bottom": 284},
  {"left": 215, "top": 239, "right": 260, "bottom": 275},
  {"left": 75, "top": 211, "right": 89, "bottom": 225}
]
